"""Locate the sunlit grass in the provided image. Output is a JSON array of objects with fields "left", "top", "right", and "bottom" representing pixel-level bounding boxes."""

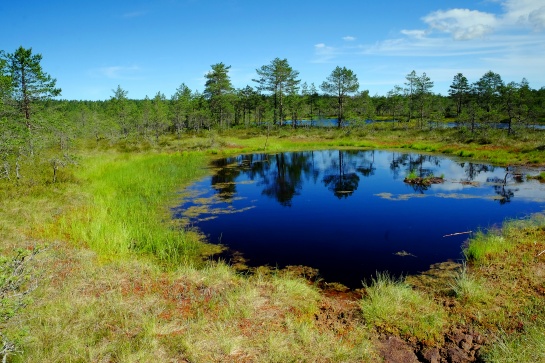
[
  {"left": 8, "top": 247, "right": 168, "bottom": 362},
  {"left": 1, "top": 142, "right": 380, "bottom": 362},
  {"left": 213, "top": 126, "right": 545, "bottom": 166},
  {"left": 360, "top": 273, "right": 447, "bottom": 343},
  {"left": 460, "top": 214, "right": 545, "bottom": 357},
  {"left": 450, "top": 263, "right": 491, "bottom": 306},
  {"left": 43, "top": 151, "right": 219, "bottom": 264},
  {"left": 527, "top": 171, "right": 545, "bottom": 181},
  {"left": 406, "top": 169, "right": 418, "bottom": 180},
  {"left": 463, "top": 232, "right": 515, "bottom": 264}
]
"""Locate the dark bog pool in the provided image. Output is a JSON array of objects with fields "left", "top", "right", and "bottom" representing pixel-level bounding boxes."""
[{"left": 173, "top": 150, "right": 545, "bottom": 288}]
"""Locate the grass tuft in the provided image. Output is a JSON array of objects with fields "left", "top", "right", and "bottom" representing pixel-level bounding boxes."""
[
  {"left": 450, "top": 263, "right": 491, "bottom": 305},
  {"left": 360, "top": 273, "right": 447, "bottom": 343},
  {"left": 527, "top": 171, "right": 545, "bottom": 182},
  {"left": 463, "top": 232, "right": 514, "bottom": 264}
]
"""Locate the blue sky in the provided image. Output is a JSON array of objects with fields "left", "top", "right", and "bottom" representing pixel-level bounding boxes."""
[{"left": 1, "top": 0, "right": 544, "bottom": 100}]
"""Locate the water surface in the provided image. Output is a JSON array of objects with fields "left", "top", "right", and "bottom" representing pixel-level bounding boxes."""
[{"left": 174, "top": 150, "right": 545, "bottom": 288}]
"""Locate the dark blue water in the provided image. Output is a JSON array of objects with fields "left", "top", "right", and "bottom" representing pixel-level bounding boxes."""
[
  {"left": 276, "top": 118, "right": 545, "bottom": 129},
  {"left": 173, "top": 150, "right": 545, "bottom": 288},
  {"left": 282, "top": 118, "right": 396, "bottom": 127}
]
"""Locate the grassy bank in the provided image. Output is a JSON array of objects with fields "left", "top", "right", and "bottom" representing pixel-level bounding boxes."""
[
  {"left": 1, "top": 130, "right": 545, "bottom": 362},
  {"left": 211, "top": 125, "right": 545, "bottom": 166},
  {"left": 43, "top": 151, "right": 219, "bottom": 264},
  {"left": 89, "top": 125, "right": 545, "bottom": 166}
]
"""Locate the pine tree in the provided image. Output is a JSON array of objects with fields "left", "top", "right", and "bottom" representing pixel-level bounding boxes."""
[
  {"left": 254, "top": 58, "right": 300, "bottom": 125},
  {"left": 5, "top": 46, "right": 61, "bottom": 129},
  {"left": 320, "top": 66, "right": 359, "bottom": 128}
]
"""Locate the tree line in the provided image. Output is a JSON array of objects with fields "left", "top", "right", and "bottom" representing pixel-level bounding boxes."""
[
  {"left": 380, "top": 70, "right": 545, "bottom": 134},
  {"left": 1, "top": 46, "right": 545, "bottom": 182}
]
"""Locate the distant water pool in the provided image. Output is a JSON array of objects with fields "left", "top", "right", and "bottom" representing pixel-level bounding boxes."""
[{"left": 174, "top": 150, "right": 545, "bottom": 288}]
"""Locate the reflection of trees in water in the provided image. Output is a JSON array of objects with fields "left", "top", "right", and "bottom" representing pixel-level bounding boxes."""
[
  {"left": 459, "top": 162, "right": 493, "bottom": 181},
  {"left": 409, "top": 154, "right": 440, "bottom": 179},
  {"left": 242, "top": 154, "right": 272, "bottom": 180},
  {"left": 407, "top": 182, "right": 431, "bottom": 193},
  {"left": 213, "top": 151, "right": 444, "bottom": 204},
  {"left": 322, "top": 150, "right": 360, "bottom": 198},
  {"left": 211, "top": 154, "right": 271, "bottom": 201},
  {"left": 357, "top": 150, "right": 376, "bottom": 177},
  {"left": 389, "top": 152, "right": 409, "bottom": 179},
  {"left": 505, "top": 165, "right": 525, "bottom": 184},
  {"left": 210, "top": 152, "right": 313, "bottom": 206},
  {"left": 260, "top": 152, "right": 312, "bottom": 206},
  {"left": 210, "top": 157, "right": 242, "bottom": 200},
  {"left": 208, "top": 150, "right": 529, "bottom": 207},
  {"left": 309, "top": 151, "right": 321, "bottom": 184},
  {"left": 390, "top": 153, "right": 441, "bottom": 191},
  {"left": 487, "top": 176, "right": 518, "bottom": 204}
]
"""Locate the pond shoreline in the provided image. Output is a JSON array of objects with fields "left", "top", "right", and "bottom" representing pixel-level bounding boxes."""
[{"left": 177, "top": 148, "right": 545, "bottom": 289}]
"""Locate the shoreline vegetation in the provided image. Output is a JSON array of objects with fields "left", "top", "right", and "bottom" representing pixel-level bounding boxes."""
[{"left": 1, "top": 128, "right": 545, "bottom": 362}]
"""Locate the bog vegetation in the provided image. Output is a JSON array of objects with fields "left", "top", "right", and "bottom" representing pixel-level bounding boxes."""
[{"left": 1, "top": 46, "right": 545, "bottom": 362}]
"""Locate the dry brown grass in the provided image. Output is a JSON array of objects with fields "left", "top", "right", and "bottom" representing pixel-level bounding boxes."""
[{"left": 4, "top": 240, "right": 378, "bottom": 362}]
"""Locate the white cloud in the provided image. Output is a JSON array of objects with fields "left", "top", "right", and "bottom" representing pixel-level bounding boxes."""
[
  {"left": 99, "top": 65, "right": 141, "bottom": 79},
  {"left": 417, "top": 1, "right": 545, "bottom": 39},
  {"left": 400, "top": 29, "right": 428, "bottom": 39},
  {"left": 309, "top": 1, "right": 544, "bottom": 95},
  {"left": 528, "top": 7, "right": 545, "bottom": 29},
  {"left": 422, "top": 8, "right": 498, "bottom": 40},
  {"left": 501, "top": 0, "right": 545, "bottom": 29},
  {"left": 367, "top": 1, "right": 545, "bottom": 66},
  {"left": 312, "top": 43, "right": 337, "bottom": 63},
  {"left": 343, "top": 36, "right": 356, "bottom": 41},
  {"left": 362, "top": 35, "right": 504, "bottom": 57}
]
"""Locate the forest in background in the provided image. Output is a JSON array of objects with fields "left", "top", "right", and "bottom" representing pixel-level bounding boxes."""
[{"left": 1, "top": 46, "right": 545, "bottom": 185}]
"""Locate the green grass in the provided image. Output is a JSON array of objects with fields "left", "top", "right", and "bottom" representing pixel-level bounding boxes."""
[
  {"left": 459, "top": 214, "right": 545, "bottom": 359},
  {"left": 463, "top": 232, "right": 515, "bottom": 264},
  {"left": 43, "top": 151, "right": 220, "bottom": 264},
  {"left": 360, "top": 273, "right": 447, "bottom": 344},
  {"left": 484, "top": 317, "right": 545, "bottom": 362},
  {"left": 450, "top": 263, "right": 491, "bottom": 306},
  {"left": 406, "top": 169, "right": 418, "bottom": 180},
  {"left": 527, "top": 171, "right": 545, "bottom": 181},
  {"left": 1, "top": 144, "right": 381, "bottom": 362}
]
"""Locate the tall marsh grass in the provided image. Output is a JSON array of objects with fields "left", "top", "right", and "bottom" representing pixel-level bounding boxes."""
[{"left": 48, "top": 151, "right": 213, "bottom": 264}]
